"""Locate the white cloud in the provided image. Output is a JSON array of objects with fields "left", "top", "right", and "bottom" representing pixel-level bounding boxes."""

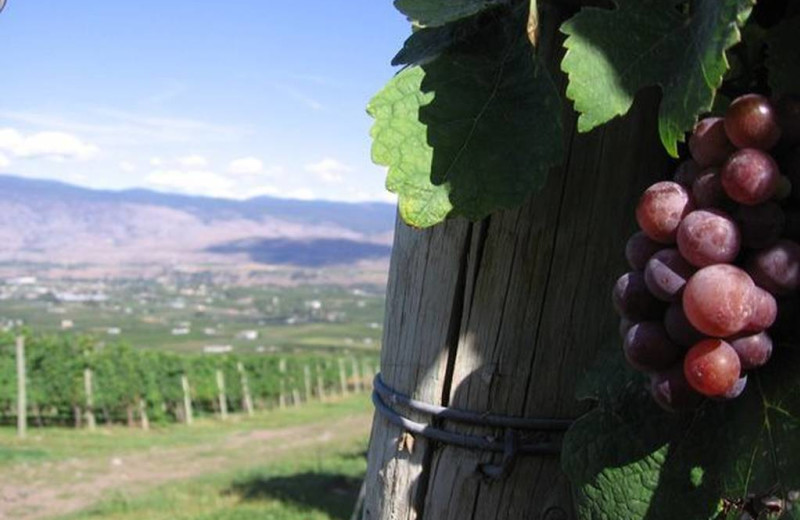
[
  {"left": 177, "top": 155, "right": 208, "bottom": 168},
  {"left": 228, "top": 157, "right": 264, "bottom": 175},
  {"left": 0, "top": 153, "right": 9, "bottom": 169},
  {"left": 0, "top": 128, "right": 98, "bottom": 160},
  {"left": 287, "top": 188, "right": 316, "bottom": 200},
  {"left": 145, "top": 169, "right": 235, "bottom": 198},
  {"left": 119, "top": 161, "right": 136, "bottom": 173},
  {"left": 305, "top": 158, "right": 352, "bottom": 183},
  {"left": 150, "top": 157, "right": 162, "bottom": 166}
]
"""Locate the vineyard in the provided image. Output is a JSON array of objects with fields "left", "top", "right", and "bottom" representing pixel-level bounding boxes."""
[{"left": 0, "top": 330, "right": 377, "bottom": 430}]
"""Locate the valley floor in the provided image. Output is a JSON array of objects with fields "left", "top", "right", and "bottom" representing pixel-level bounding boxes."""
[{"left": 0, "top": 396, "right": 372, "bottom": 520}]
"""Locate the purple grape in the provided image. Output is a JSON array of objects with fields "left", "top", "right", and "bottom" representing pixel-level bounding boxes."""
[
  {"left": 747, "top": 239, "right": 800, "bottom": 295},
  {"left": 673, "top": 159, "right": 703, "bottom": 187},
  {"left": 644, "top": 249, "right": 696, "bottom": 302},
  {"left": 676, "top": 209, "right": 741, "bottom": 267},
  {"left": 624, "top": 322, "right": 683, "bottom": 372},
  {"left": 612, "top": 272, "right": 665, "bottom": 321},
  {"left": 735, "top": 202, "right": 785, "bottom": 249},
  {"left": 650, "top": 365, "right": 704, "bottom": 412},
  {"left": 721, "top": 148, "right": 781, "bottom": 205},
  {"left": 689, "top": 117, "right": 736, "bottom": 167},
  {"left": 664, "top": 302, "right": 704, "bottom": 347},
  {"left": 625, "top": 231, "right": 665, "bottom": 271},
  {"left": 713, "top": 375, "right": 748, "bottom": 401},
  {"left": 725, "top": 94, "right": 782, "bottom": 150},
  {"left": 729, "top": 332, "right": 772, "bottom": 370},
  {"left": 619, "top": 318, "right": 635, "bottom": 339},
  {"left": 746, "top": 286, "right": 778, "bottom": 332},
  {"left": 691, "top": 169, "right": 731, "bottom": 209}
]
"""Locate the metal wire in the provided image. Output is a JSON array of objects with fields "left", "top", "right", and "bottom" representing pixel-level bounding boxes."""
[{"left": 370, "top": 373, "right": 571, "bottom": 469}]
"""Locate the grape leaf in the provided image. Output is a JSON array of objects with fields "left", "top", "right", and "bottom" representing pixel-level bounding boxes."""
[
  {"left": 766, "top": 15, "right": 800, "bottom": 97},
  {"left": 394, "top": 0, "right": 506, "bottom": 27},
  {"left": 560, "top": 0, "right": 754, "bottom": 157},
  {"left": 392, "top": 15, "right": 484, "bottom": 67},
  {"left": 368, "top": 8, "right": 563, "bottom": 228},
  {"left": 563, "top": 340, "right": 800, "bottom": 520}
]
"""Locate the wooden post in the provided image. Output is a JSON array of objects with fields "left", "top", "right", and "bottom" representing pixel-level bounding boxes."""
[
  {"left": 303, "top": 365, "right": 312, "bottom": 403},
  {"left": 15, "top": 336, "right": 26, "bottom": 439},
  {"left": 338, "top": 358, "right": 348, "bottom": 396},
  {"left": 181, "top": 374, "right": 193, "bottom": 425},
  {"left": 316, "top": 363, "right": 326, "bottom": 402},
  {"left": 351, "top": 357, "right": 363, "bottom": 393},
  {"left": 83, "top": 367, "right": 96, "bottom": 431},
  {"left": 237, "top": 362, "right": 254, "bottom": 417},
  {"left": 216, "top": 369, "right": 228, "bottom": 421},
  {"left": 279, "top": 359, "right": 287, "bottom": 409},
  {"left": 138, "top": 397, "right": 150, "bottom": 431},
  {"left": 362, "top": 7, "right": 669, "bottom": 518}
]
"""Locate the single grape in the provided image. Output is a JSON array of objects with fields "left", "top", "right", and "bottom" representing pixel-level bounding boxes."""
[
  {"left": 612, "top": 272, "right": 665, "bottom": 321},
  {"left": 734, "top": 202, "right": 785, "bottom": 249},
  {"left": 729, "top": 332, "right": 772, "bottom": 370},
  {"left": 664, "top": 302, "right": 704, "bottom": 347},
  {"left": 724, "top": 94, "right": 782, "bottom": 150},
  {"left": 650, "top": 366, "right": 704, "bottom": 412},
  {"left": 683, "top": 265, "right": 755, "bottom": 337},
  {"left": 746, "top": 239, "right": 800, "bottom": 295},
  {"left": 746, "top": 286, "right": 777, "bottom": 332},
  {"left": 619, "top": 318, "right": 635, "bottom": 339},
  {"left": 625, "top": 231, "right": 665, "bottom": 271},
  {"left": 692, "top": 169, "right": 732, "bottom": 209},
  {"left": 644, "top": 249, "right": 696, "bottom": 302},
  {"left": 775, "top": 94, "right": 800, "bottom": 147},
  {"left": 676, "top": 209, "right": 741, "bottom": 267},
  {"left": 624, "top": 322, "right": 683, "bottom": 372},
  {"left": 713, "top": 375, "right": 748, "bottom": 401},
  {"left": 689, "top": 117, "right": 736, "bottom": 167},
  {"left": 721, "top": 148, "right": 781, "bottom": 205},
  {"left": 636, "top": 181, "right": 694, "bottom": 244},
  {"left": 684, "top": 339, "right": 741, "bottom": 397},
  {"left": 673, "top": 159, "right": 703, "bottom": 188}
]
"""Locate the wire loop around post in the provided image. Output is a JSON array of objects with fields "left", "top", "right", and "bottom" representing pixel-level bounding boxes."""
[{"left": 370, "top": 374, "right": 573, "bottom": 479}]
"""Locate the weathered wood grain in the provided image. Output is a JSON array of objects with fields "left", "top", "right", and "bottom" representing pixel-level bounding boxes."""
[{"left": 362, "top": 3, "right": 671, "bottom": 519}]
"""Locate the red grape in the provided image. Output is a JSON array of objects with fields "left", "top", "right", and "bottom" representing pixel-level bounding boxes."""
[
  {"left": 636, "top": 181, "right": 694, "bottom": 243},
  {"left": 724, "top": 94, "right": 782, "bottom": 150},
  {"left": 684, "top": 339, "right": 741, "bottom": 397},
  {"left": 683, "top": 265, "right": 755, "bottom": 337},
  {"left": 746, "top": 286, "right": 777, "bottom": 331},
  {"left": 676, "top": 209, "right": 741, "bottom": 267},
  {"left": 673, "top": 159, "right": 703, "bottom": 187},
  {"left": 747, "top": 239, "right": 800, "bottom": 295},
  {"left": 625, "top": 231, "right": 665, "bottom": 271},
  {"left": 612, "top": 272, "right": 665, "bottom": 321},
  {"left": 689, "top": 117, "right": 736, "bottom": 167},
  {"left": 734, "top": 202, "right": 785, "bottom": 249},
  {"left": 623, "top": 322, "right": 682, "bottom": 372},
  {"left": 644, "top": 249, "right": 696, "bottom": 302},
  {"left": 664, "top": 302, "right": 704, "bottom": 347},
  {"left": 650, "top": 366, "right": 703, "bottom": 411},
  {"left": 721, "top": 148, "right": 780, "bottom": 205},
  {"left": 692, "top": 169, "right": 730, "bottom": 209},
  {"left": 729, "top": 332, "right": 772, "bottom": 370}
]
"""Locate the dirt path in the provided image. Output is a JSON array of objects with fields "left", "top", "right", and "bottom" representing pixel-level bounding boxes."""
[{"left": 0, "top": 412, "right": 372, "bottom": 520}]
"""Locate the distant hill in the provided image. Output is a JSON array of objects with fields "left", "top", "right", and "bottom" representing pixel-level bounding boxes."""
[{"left": 0, "top": 174, "right": 396, "bottom": 270}]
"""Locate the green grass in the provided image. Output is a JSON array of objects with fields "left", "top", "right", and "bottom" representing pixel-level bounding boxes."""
[
  {"left": 0, "top": 395, "right": 371, "bottom": 468},
  {"left": 61, "top": 437, "right": 367, "bottom": 520}
]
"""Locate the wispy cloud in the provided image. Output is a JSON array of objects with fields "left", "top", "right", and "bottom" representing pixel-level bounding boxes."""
[
  {"left": 305, "top": 157, "right": 351, "bottom": 183},
  {"left": 268, "top": 82, "right": 324, "bottom": 111}
]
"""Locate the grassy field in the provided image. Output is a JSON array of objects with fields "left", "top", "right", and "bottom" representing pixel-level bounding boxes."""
[{"left": 0, "top": 395, "right": 374, "bottom": 520}]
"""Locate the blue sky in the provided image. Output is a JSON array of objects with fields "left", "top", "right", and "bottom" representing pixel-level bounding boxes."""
[{"left": 0, "top": 1, "right": 409, "bottom": 202}]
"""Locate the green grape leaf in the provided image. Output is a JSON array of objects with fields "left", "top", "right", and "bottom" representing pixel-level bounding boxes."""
[
  {"left": 563, "top": 341, "right": 800, "bottom": 520},
  {"left": 368, "top": 9, "right": 563, "bottom": 228},
  {"left": 766, "top": 15, "right": 800, "bottom": 97},
  {"left": 394, "top": 0, "right": 505, "bottom": 27},
  {"left": 560, "top": 0, "right": 754, "bottom": 157},
  {"left": 392, "top": 15, "right": 484, "bottom": 67}
]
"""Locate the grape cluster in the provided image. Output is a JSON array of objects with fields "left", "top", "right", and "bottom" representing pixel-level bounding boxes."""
[{"left": 613, "top": 93, "right": 800, "bottom": 412}]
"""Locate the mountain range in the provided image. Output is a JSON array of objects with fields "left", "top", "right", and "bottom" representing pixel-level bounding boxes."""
[{"left": 0, "top": 175, "right": 396, "bottom": 273}]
